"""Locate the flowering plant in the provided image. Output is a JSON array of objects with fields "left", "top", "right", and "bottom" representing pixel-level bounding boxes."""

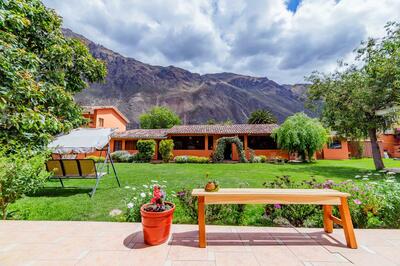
[{"left": 143, "top": 185, "right": 172, "bottom": 212}]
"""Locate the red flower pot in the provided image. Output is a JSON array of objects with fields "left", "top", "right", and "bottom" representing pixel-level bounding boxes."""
[{"left": 140, "top": 202, "right": 175, "bottom": 245}]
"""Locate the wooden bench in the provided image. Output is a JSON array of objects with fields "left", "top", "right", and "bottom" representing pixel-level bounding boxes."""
[{"left": 192, "top": 188, "right": 357, "bottom": 249}]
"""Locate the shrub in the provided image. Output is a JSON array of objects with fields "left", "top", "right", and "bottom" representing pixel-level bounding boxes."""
[
  {"left": 176, "top": 188, "right": 245, "bottom": 224},
  {"left": 136, "top": 140, "right": 156, "bottom": 162},
  {"left": 159, "top": 139, "right": 174, "bottom": 163},
  {"left": 85, "top": 155, "right": 105, "bottom": 163},
  {"left": 213, "top": 137, "right": 247, "bottom": 163},
  {"left": 110, "top": 151, "right": 133, "bottom": 162},
  {"left": 259, "top": 155, "right": 267, "bottom": 163},
  {"left": 174, "top": 156, "right": 209, "bottom": 163},
  {"left": 0, "top": 150, "right": 49, "bottom": 219}
]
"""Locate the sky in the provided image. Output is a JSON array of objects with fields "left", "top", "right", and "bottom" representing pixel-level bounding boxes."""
[{"left": 43, "top": 0, "right": 400, "bottom": 84}]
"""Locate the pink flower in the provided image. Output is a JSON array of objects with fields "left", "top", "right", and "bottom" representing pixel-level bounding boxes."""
[
  {"left": 353, "top": 199, "right": 362, "bottom": 205},
  {"left": 274, "top": 204, "right": 281, "bottom": 209}
]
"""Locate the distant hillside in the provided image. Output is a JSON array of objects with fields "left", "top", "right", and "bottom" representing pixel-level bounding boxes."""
[{"left": 63, "top": 29, "right": 313, "bottom": 128}]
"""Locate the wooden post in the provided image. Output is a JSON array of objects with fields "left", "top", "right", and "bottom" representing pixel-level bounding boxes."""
[
  {"left": 323, "top": 205, "right": 333, "bottom": 233},
  {"left": 198, "top": 196, "right": 206, "bottom": 248},
  {"left": 338, "top": 197, "right": 357, "bottom": 249}
]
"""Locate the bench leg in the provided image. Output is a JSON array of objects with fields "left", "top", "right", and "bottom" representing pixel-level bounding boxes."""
[
  {"left": 59, "top": 178, "right": 64, "bottom": 188},
  {"left": 198, "top": 196, "right": 206, "bottom": 248},
  {"left": 323, "top": 205, "right": 333, "bottom": 233},
  {"left": 338, "top": 197, "right": 357, "bottom": 249}
]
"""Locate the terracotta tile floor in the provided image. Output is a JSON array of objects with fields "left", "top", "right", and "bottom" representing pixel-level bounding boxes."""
[{"left": 1, "top": 221, "right": 399, "bottom": 266}]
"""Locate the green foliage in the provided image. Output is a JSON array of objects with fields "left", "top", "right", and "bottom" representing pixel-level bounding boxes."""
[
  {"left": 174, "top": 156, "right": 209, "bottom": 163},
  {"left": 0, "top": 150, "right": 49, "bottom": 219},
  {"left": 307, "top": 22, "right": 400, "bottom": 169},
  {"left": 176, "top": 188, "right": 245, "bottom": 224},
  {"left": 110, "top": 151, "right": 133, "bottom": 163},
  {"left": 213, "top": 137, "right": 247, "bottom": 163},
  {"left": 159, "top": 139, "right": 174, "bottom": 163},
  {"left": 273, "top": 113, "right": 329, "bottom": 161},
  {"left": 0, "top": 0, "right": 106, "bottom": 152},
  {"left": 135, "top": 140, "right": 156, "bottom": 162},
  {"left": 247, "top": 109, "right": 277, "bottom": 124},
  {"left": 139, "top": 106, "right": 181, "bottom": 129},
  {"left": 85, "top": 156, "right": 105, "bottom": 163}
]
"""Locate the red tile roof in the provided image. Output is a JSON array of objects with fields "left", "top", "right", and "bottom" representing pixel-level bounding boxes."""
[
  {"left": 113, "top": 129, "right": 168, "bottom": 139},
  {"left": 167, "top": 124, "right": 278, "bottom": 135},
  {"left": 81, "top": 106, "right": 130, "bottom": 123}
]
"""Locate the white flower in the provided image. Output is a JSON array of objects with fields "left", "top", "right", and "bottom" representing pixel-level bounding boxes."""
[
  {"left": 387, "top": 172, "right": 396, "bottom": 175},
  {"left": 140, "top": 192, "right": 146, "bottom": 198},
  {"left": 162, "top": 180, "right": 167, "bottom": 183},
  {"left": 362, "top": 177, "right": 369, "bottom": 181},
  {"left": 143, "top": 185, "right": 149, "bottom": 188},
  {"left": 132, "top": 187, "right": 136, "bottom": 190},
  {"left": 151, "top": 180, "right": 158, "bottom": 183},
  {"left": 346, "top": 179, "right": 353, "bottom": 182},
  {"left": 133, "top": 197, "right": 137, "bottom": 200},
  {"left": 367, "top": 173, "right": 372, "bottom": 176},
  {"left": 148, "top": 192, "right": 152, "bottom": 196},
  {"left": 124, "top": 186, "right": 130, "bottom": 189},
  {"left": 379, "top": 170, "right": 386, "bottom": 173},
  {"left": 127, "top": 203, "right": 134, "bottom": 209},
  {"left": 355, "top": 175, "right": 361, "bottom": 178},
  {"left": 363, "top": 175, "right": 369, "bottom": 178},
  {"left": 369, "top": 182, "right": 378, "bottom": 185},
  {"left": 161, "top": 185, "right": 166, "bottom": 188},
  {"left": 374, "top": 173, "right": 380, "bottom": 176},
  {"left": 386, "top": 179, "right": 395, "bottom": 183}
]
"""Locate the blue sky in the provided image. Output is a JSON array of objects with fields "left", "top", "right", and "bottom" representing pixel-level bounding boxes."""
[
  {"left": 286, "top": 0, "right": 301, "bottom": 12},
  {"left": 43, "top": 0, "right": 400, "bottom": 84}
]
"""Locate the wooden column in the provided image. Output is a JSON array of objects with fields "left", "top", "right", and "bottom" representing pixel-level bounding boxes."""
[
  {"left": 338, "top": 197, "right": 357, "bottom": 249},
  {"left": 323, "top": 205, "right": 333, "bottom": 233},
  {"left": 198, "top": 196, "right": 206, "bottom": 248}
]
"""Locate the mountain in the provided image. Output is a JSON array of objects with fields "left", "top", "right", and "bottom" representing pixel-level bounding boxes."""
[{"left": 63, "top": 29, "right": 312, "bottom": 128}]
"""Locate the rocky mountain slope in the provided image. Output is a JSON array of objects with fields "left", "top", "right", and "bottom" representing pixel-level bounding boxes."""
[{"left": 63, "top": 29, "right": 312, "bottom": 128}]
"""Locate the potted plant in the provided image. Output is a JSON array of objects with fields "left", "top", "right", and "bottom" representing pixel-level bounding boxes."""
[{"left": 140, "top": 185, "right": 175, "bottom": 245}]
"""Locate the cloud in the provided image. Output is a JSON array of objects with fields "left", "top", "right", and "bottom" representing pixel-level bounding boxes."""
[{"left": 43, "top": 0, "right": 400, "bottom": 83}]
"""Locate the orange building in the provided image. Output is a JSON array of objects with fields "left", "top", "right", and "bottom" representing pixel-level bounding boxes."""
[
  {"left": 379, "top": 129, "right": 400, "bottom": 158},
  {"left": 82, "top": 106, "right": 129, "bottom": 132},
  {"left": 110, "top": 124, "right": 289, "bottom": 161},
  {"left": 318, "top": 137, "right": 350, "bottom": 160}
]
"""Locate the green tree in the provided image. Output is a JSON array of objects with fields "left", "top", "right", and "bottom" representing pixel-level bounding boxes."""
[
  {"left": 247, "top": 109, "right": 277, "bottom": 124},
  {"left": 273, "top": 113, "right": 329, "bottom": 162},
  {"left": 0, "top": 149, "right": 49, "bottom": 219},
  {"left": 139, "top": 106, "right": 181, "bottom": 129},
  {"left": 136, "top": 140, "right": 156, "bottom": 162},
  {"left": 307, "top": 22, "right": 400, "bottom": 170},
  {"left": 159, "top": 139, "right": 174, "bottom": 163},
  {"left": 0, "top": 0, "right": 106, "bottom": 152}
]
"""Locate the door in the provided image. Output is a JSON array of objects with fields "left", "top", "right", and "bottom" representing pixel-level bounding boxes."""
[{"left": 224, "top": 144, "right": 232, "bottom": 160}]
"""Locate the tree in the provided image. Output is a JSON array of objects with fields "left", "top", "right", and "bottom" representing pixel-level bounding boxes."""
[
  {"left": 307, "top": 22, "right": 400, "bottom": 170},
  {"left": 0, "top": 149, "right": 49, "bottom": 219},
  {"left": 136, "top": 140, "right": 156, "bottom": 162},
  {"left": 273, "top": 113, "right": 329, "bottom": 162},
  {"left": 0, "top": 0, "right": 106, "bottom": 152},
  {"left": 159, "top": 139, "right": 174, "bottom": 163},
  {"left": 247, "top": 109, "right": 277, "bottom": 124},
  {"left": 139, "top": 106, "right": 181, "bottom": 129}
]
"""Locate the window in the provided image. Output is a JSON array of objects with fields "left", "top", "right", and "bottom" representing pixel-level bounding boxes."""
[
  {"left": 208, "top": 136, "right": 213, "bottom": 150},
  {"left": 98, "top": 118, "right": 104, "bottom": 127},
  {"left": 328, "top": 139, "right": 342, "bottom": 149},
  {"left": 172, "top": 136, "right": 205, "bottom": 150},
  {"left": 248, "top": 135, "right": 277, "bottom": 150},
  {"left": 125, "top": 140, "right": 137, "bottom": 150},
  {"left": 114, "top": 140, "right": 122, "bottom": 151}
]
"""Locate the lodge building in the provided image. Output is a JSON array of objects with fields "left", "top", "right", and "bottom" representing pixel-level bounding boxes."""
[{"left": 82, "top": 106, "right": 400, "bottom": 161}]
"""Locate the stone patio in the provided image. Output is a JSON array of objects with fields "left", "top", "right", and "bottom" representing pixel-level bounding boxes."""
[{"left": 0, "top": 221, "right": 399, "bottom": 266}]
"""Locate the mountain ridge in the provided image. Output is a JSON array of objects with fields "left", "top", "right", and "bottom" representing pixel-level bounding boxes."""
[{"left": 63, "top": 29, "right": 312, "bottom": 128}]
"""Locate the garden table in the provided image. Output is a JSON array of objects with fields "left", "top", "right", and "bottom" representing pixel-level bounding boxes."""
[{"left": 192, "top": 188, "right": 357, "bottom": 249}]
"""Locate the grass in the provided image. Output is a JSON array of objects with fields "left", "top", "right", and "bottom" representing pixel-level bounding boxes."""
[{"left": 9, "top": 158, "right": 400, "bottom": 223}]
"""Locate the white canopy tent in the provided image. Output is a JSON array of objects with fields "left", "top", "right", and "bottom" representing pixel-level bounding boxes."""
[
  {"left": 47, "top": 128, "right": 120, "bottom": 197},
  {"left": 48, "top": 128, "right": 116, "bottom": 154}
]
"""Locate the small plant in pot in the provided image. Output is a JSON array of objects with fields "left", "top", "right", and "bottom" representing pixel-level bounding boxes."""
[{"left": 140, "top": 185, "right": 175, "bottom": 245}]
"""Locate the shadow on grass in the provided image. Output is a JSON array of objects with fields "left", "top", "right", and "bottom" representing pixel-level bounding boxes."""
[{"left": 30, "top": 187, "right": 93, "bottom": 197}]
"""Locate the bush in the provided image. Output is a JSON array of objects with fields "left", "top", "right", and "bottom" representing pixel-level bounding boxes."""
[
  {"left": 135, "top": 140, "right": 156, "bottom": 162},
  {"left": 110, "top": 151, "right": 133, "bottom": 163},
  {"left": 174, "top": 156, "right": 209, "bottom": 163},
  {"left": 85, "top": 155, "right": 105, "bottom": 163},
  {"left": 176, "top": 188, "right": 245, "bottom": 224},
  {"left": 259, "top": 155, "right": 267, "bottom": 163},
  {"left": 0, "top": 150, "right": 49, "bottom": 219},
  {"left": 159, "top": 139, "right": 174, "bottom": 163}
]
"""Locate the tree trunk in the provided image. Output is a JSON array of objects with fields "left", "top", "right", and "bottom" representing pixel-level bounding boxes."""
[{"left": 368, "top": 128, "right": 385, "bottom": 170}]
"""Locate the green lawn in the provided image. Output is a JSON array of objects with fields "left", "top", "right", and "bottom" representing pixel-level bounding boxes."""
[{"left": 9, "top": 159, "right": 400, "bottom": 223}]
